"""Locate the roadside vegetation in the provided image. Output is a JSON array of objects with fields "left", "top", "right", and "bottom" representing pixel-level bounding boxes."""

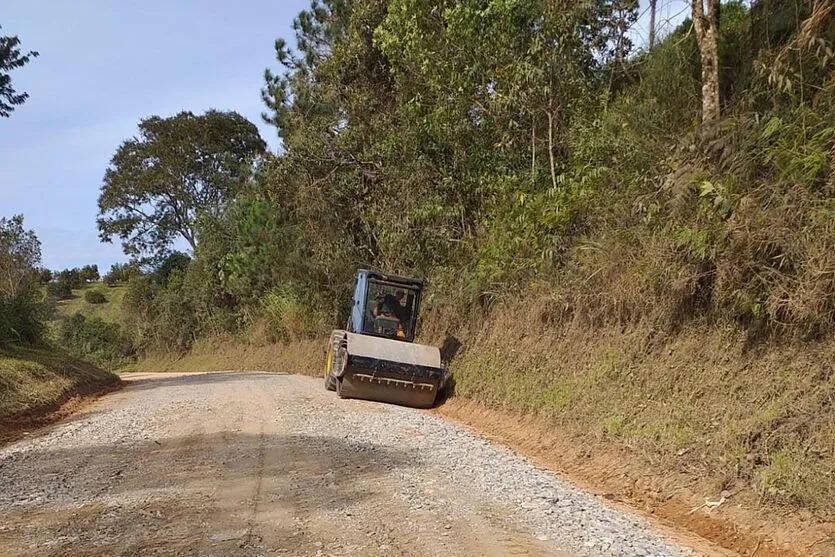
[
  {"left": 0, "top": 216, "right": 119, "bottom": 427},
  {"left": 46, "top": 276, "right": 135, "bottom": 369}
]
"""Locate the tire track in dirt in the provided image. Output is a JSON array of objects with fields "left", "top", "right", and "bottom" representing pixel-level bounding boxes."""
[{"left": 242, "top": 422, "right": 267, "bottom": 550}]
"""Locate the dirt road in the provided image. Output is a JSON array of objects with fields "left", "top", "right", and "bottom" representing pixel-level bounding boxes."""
[{"left": 0, "top": 372, "right": 699, "bottom": 556}]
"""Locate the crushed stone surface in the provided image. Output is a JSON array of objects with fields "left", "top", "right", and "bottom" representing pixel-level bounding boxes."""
[{"left": 0, "top": 371, "right": 699, "bottom": 556}]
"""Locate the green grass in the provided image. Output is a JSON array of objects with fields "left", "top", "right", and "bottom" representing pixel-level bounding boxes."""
[
  {"left": 0, "top": 345, "right": 119, "bottom": 421},
  {"left": 54, "top": 284, "right": 127, "bottom": 324}
]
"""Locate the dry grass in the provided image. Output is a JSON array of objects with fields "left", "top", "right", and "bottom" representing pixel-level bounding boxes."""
[
  {"left": 130, "top": 335, "right": 325, "bottom": 377},
  {"left": 0, "top": 345, "right": 120, "bottom": 422},
  {"left": 259, "top": 288, "right": 327, "bottom": 342},
  {"left": 428, "top": 298, "right": 835, "bottom": 516}
]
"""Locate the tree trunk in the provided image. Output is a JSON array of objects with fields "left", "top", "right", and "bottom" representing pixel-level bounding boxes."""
[
  {"left": 692, "top": 0, "right": 721, "bottom": 123},
  {"left": 648, "top": 0, "right": 657, "bottom": 50},
  {"left": 531, "top": 115, "right": 536, "bottom": 182},
  {"left": 547, "top": 81, "right": 558, "bottom": 191}
]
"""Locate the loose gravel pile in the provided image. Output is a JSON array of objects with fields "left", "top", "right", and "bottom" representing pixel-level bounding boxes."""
[{"left": 288, "top": 386, "right": 696, "bottom": 557}]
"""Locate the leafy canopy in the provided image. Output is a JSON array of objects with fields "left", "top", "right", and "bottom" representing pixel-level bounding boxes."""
[
  {"left": 97, "top": 110, "right": 266, "bottom": 261},
  {"left": 0, "top": 25, "right": 38, "bottom": 118},
  {"left": 0, "top": 215, "right": 41, "bottom": 300}
]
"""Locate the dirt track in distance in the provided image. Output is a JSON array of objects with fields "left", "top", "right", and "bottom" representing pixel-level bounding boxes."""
[{"left": 0, "top": 371, "right": 706, "bottom": 556}]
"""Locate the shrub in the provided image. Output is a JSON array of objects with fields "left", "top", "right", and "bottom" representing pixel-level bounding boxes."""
[
  {"left": 58, "top": 313, "right": 134, "bottom": 368},
  {"left": 152, "top": 252, "right": 191, "bottom": 285},
  {"left": 0, "top": 215, "right": 46, "bottom": 345},
  {"left": 0, "top": 292, "right": 45, "bottom": 345},
  {"left": 121, "top": 271, "right": 203, "bottom": 352},
  {"left": 147, "top": 270, "right": 200, "bottom": 351},
  {"left": 260, "top": 286, "right": 326, "bottom": 341},
  {"left": 104, "top": 262, "right": 141, "bottom": 286},
  {"left": 84, "top": 290, "right": 107, "bottom": 304},
  {"left": 45, "top": 279, "right": 73, "bottom": 301},
  {"left": 120, "top": 275, "right": 157, "bottom": 350}
]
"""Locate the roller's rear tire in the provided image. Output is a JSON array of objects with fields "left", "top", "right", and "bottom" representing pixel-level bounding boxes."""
[{"left": 325, "top": 374, "right": 336, "bottom": 391}]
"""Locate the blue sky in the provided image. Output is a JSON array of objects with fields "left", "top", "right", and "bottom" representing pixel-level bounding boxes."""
[{"left": 0, "top": 0, "right": 686, "bottom": 273}]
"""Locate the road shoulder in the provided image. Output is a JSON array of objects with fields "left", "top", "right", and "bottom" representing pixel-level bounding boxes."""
[{"left": 434, "top": 398, "right": 833, "bottom": 557}]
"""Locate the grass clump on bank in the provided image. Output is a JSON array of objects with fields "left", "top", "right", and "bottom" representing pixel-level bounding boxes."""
[{"left": 0, "top": 345, "right": 119, "bottom": 423}]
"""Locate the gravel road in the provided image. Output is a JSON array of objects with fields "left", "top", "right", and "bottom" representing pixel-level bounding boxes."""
[{"left": 0, "top": 371, "right": 700, "bottom": 556}]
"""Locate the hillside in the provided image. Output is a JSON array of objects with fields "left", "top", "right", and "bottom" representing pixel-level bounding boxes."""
[
  {"left": 0, "top": 345, "right": 120, "bottom": 441},
  {"left": 53, "top": 285, "right": 127, "bottom": 323},
  {"left": 43, "top": 284, "right": 135, "bottom": 371}
]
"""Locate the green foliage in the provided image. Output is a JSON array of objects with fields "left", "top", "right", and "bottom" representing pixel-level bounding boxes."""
[
  {"left": 0, "top": 215, "right": 45, "bottom": 345},
  {"left": 45, "top": 279, "right": 73, "bottom": 301},
  {"left": 260, "top": 286, "right": 326, "bottom": 341},
  {"left": 0, "top": 291, "right": 45, "bottom": 346},
  {"left": 55, "top": 269, "right": 81, "bottom": 289},
  {"left": 0, "top": 215, "right": 41, "bottom": 300},
  {"left": 97, "top": 110, "right": 266, "bottom": 260},
  {"left": 80, "top": 264, "right": 99, "bottom": 283},
  {"left": 256, "top": 0, "right": 642, "bottom": 305},
  {"left": 674, "top": 226, "right": 713, "bottom": 262},
  {"left": 0, "top": 25, "right": 39, "bottom": 118},
  {"left": 84, "top": 290, "right": 107, "bottom": 304},
  {"left": 151, "top": 252, "right": 191, "bottom": 286},
  {"left": 119, "top": 253, "right": 233, "bottom": 353},
  {"left": 758, "top": 109, "right": 834, "bottom": 187},
  {"left": 53, "top": 265, "right": 99, "bottom": 289},
  {"left": 58, "top": 313, "right": 133, "bottom": 369},
  {"left": 145, "top": 270, "right": 202, "bottom": 351},
  {"left": 99, "top": 0, "right": 835, "bottom": 354},
  {"left": 103, "top": 262, "right": 141, "bottom": 286}
]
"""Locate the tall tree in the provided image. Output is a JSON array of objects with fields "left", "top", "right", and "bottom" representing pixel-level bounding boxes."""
[
  {"left": 648, "top": 0, "right": 658, "bottom": 50},
  {"left": 0, "top": 25, "right": 38, "bottom": 118},
  {"left": 80, "top": 264, "right": 100, "bottom": 283},
  {"left": 692, "top": 0, "right": 721, "bottom": 122},
  {"left": 0, "top": 215, "right": 41, "bottom": 300},
  {"left": 97, "top": 110, "right": 266, "bottom": 260},
  {"left": 261, "top": 0, "right": 351, "bottom": 138}
]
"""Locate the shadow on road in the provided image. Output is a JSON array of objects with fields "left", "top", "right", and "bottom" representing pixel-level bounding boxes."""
[
  {"left": 118, "top": 370, "right": 287, "bottom": 393},
  {"left": 0, "top": 429, "right": 417, "bottom": 555}
]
